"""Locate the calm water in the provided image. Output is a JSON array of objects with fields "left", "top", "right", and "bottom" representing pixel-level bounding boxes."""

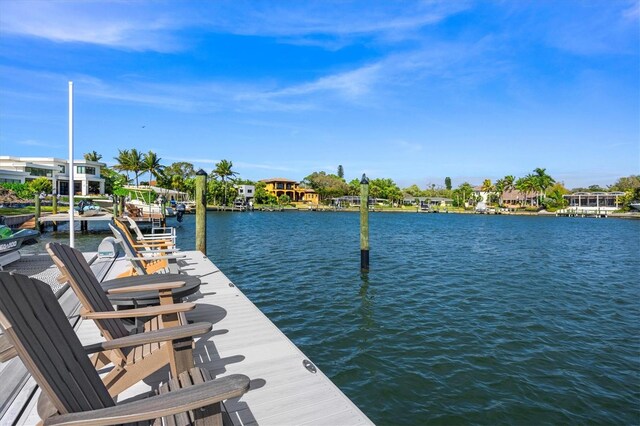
[{"left": 38, "top": 212, "right": 640, "bottom": 424}]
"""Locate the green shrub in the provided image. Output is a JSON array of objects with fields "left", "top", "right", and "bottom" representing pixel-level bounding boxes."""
[{"left": 0, "top": 182, "right": 34, "bottom": 199}]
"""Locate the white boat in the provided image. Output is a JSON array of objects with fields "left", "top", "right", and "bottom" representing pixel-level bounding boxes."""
[
  {"left": 630, "top": 202, "right": 640, "bottom": 211},
  {"left": 124, "top": 186, "right": 178, "bottom": 217}
]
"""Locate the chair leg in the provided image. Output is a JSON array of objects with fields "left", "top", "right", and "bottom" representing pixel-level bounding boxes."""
[{"left": 90, "top": 351, "right": 112, "bottom": 369}]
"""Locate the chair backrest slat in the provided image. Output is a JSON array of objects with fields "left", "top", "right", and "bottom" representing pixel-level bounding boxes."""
[
  {"left": 46, "top": 243, "right": 130, "bottom": 343},
  {"left": 0, "top": 272, "right": 114, "bottom": 414},
  {"left": 108, "top": 223, "right": 148, "bottom": 275}
]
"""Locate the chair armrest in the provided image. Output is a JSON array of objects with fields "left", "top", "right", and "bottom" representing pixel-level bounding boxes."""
[
  {"left": 0, "top": 334, "right": 17, "bottom": 362},
  {"left": 105, "top": 281, "right": 186, "bottom": 294},
  {"left": 44, "top": 373, "right": 250, "bottom": 426},
  {"left": 81, "top": 303, "right": 195, "bottom": 319},
  {"left": 138, "top": 235, "right": 175, "bottom": 241},
  {"left": 124, "top": 255, "right": 185, "bottom": 262},
  {"left": 83, "top": 321, "right": 212, "bottom": 353},
  {"left": 132, "top": 241, "right": 175, "bottom": 248},
  {"left": 137, "top": 248, "right": 182, "bottom": 254}
]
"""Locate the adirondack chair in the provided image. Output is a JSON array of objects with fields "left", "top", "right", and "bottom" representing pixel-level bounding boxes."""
[
  {"left": 115, "top": 217, "right": 176, "bottom": 250},
  {"left": 46, "top": 242, "right": 202, "bottom": 395},
  {"left": 126, "top": 216, "right": 176, "bottom": 244},
  {"left": 0, "top": 272, "right": 250, "bottom": 425},
  {"left": 109, "top": 223, "right": 183, "bottom": 276}
]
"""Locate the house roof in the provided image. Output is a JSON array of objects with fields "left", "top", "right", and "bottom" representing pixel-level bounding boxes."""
[
  {"left": 501, "top": 189, "right": 534, "bottom": 200},
  {"left": 260, "top": 178, "right": 298, "bottom": 183}
]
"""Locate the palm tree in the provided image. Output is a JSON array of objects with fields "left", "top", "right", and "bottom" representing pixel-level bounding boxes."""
[
  {"left": 84, "top": 151, "right": 102, "bottom": 162},
  {"left": 212, "top": 159, "right": 238, "bottom": 205},
  {"left": 481, "top": 179, "right": 494, "bottom": 205},
  {"left": 128, "top": 149, "right": 143, "bottom": 186},
  {"left": 516, "top": 175, "right": 537, "bottom": 206},
  {"left": 113, "top": 149, "right": 132, "bottom": 183},
  {"left": 533, "top": 168, "right": 555, "bottom": 205},
  {"left": 499, "top": 175, "right": 515, "bottom": 206},
  {"left": 458, "top": 182, "right": 474, "bottom": 207},
  {"left": 142, "top": 151, "right": 164, "bottom": 184}
]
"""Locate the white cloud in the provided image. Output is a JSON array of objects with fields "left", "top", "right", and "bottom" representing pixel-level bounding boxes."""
[
  {"left": 0, "top": 1, "right": 470, "bottom": 51},
  {"left": 18, "top": 139, "right": 56, "bottom": 147}
]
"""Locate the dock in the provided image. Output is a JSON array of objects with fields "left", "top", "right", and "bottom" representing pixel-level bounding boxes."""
[{"left": 2, "top": 251, "right": 372, "bottom": 425}]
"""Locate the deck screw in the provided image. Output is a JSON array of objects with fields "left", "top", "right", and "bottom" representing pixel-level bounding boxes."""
[{"left": 303, "top": 359, "right": 317, "bottom": 373}]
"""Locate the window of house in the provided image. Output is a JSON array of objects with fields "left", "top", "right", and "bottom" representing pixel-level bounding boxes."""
[
  {"left": 59, "top": 165, "right": 65, "bottom": 173},
  {"left": 25, "top": 167, "right": 52, "bottom": 177},
  {"left": 77, "top": 166, "right": 96, "bottom": 175}
]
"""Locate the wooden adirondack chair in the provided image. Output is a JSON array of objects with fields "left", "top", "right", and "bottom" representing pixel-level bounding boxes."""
[
  {"left": 115, "top": 218, "right": 176, "bottom": 250},
  {"left": 126, "top": 216, "right": 176, "bottom": 244},
  {"left": 46, "top": 242, "right": 202, "bottom": 396},
  {"left": 0, "top": 272, "right": 250, "bottom": 425},
  {"left": 108, "top": 223, "right": 183, "bottom": 276}
]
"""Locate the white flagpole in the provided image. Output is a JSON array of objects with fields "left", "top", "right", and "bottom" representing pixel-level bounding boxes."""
[{"left": 68, "top": 81, "right": 75, "bottom": 248}]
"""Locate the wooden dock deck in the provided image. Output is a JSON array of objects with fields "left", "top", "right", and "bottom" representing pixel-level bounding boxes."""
[{"left": 8, "top": 252, "right": 372, "bottom": 425}]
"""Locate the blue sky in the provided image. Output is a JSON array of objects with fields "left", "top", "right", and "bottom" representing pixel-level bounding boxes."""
[{"left": 0, "top": 0, "right": 638, "bottom": 188}]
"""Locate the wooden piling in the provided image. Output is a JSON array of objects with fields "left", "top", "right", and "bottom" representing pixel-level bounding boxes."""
[
  {"left": 34, "top": 194, "right": 41, "bottom": 231},
  {"left": 51, "top": 193, "right": 58, "bottom": 231},
  {"left": 195, "top": 169, "right": 207, "bottom": 255},
  {"left": 360, "top": 174, "right": 369, "bottom": 271},
  {"left": 113, "top": 195, "right": 119, "bottom": 218}
]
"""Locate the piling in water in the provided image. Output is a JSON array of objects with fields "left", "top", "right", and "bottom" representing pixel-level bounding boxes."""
[
  {"left": 34, "top": 194, "right": 41, "bottom": 231},
  {"left": 195, "top": 169, "right": 207, "bottom": 255},
  {"left": 360, "top": 174, "right": 369, "bottom": 271},
  {"left": 52, "top": 193, "right": 58, "bottom": 231}
]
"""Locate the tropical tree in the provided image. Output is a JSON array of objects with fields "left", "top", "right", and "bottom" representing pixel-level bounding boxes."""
[
  {"left": 337, "top": 165, "right": 344, "bottom": 179},
  {"left": 28, "top": 177, "right": 52, "bottom": 195},
  {"left": 101, "top": 167, "right": 127, "bottom": 194},
  {"left": 142, "top": 151, "right": 164, "bottom": 183},
  {"left": 533, "top": 168, "right": 555, "bottom": 204},
  {"left": 83, "top": 151, "right": 102, "bottom": 162},
  {"left": 453, "top": 182, "right": 474, "bottom": 207},
  {"left": 610, "top": 175, "right": 640, "bottom": 192},
  {"left": 347, "top": 178, "right": 361, "bottom": 196},
  {"left": 128, "top": 149, "right": 144, "bottom": 186},
  {"left": 304, "top": 171, "right": 349, "bottom": 203},
  {"left": 445, "top": 177, "right": 452, "bottom": 191},
  {"left": 403, "top": 184, "right": 423, "bottom": 197},
  {"left": 113, "top": 149, "right": 131, "bottom": 182},
  {"left": 212, "top": 159, "right": 238, "bottom": 205},
  {"left": 480, "top": 179, "right": 494, "bottom": 205},
  {"left": 542, "top": 183, "right": 569, "bottom": 211},
  {"left": 516, "top": 175, "right": 538, "bottom": 206}
]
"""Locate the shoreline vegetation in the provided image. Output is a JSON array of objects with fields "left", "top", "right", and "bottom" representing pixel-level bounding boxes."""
[{"left": 1, "top": 150, "right": 639, "bottom": 218}]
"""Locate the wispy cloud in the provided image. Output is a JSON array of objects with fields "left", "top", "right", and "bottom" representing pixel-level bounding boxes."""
[
  {"left": 0, "top": 1, "right": 183, "bottom": 51},
  {"left": 0, "top": 1, "right": 470, "bottom": 51},
  {"left": 18, "top": 139, "right": 59, "bottom": 148}
]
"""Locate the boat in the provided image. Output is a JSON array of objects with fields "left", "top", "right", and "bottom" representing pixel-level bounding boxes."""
[
  {"left": 124, "top": 186, "right": 177, "bottom": 217},
  {"left": 630, "top": 202, "right": 640, "bottom": 211},
  {"left": 0, "top": 225, "right": 40, "bottom": 255},
  {"left": 76, "top": 199, "right": 102, "bottom": 217}
]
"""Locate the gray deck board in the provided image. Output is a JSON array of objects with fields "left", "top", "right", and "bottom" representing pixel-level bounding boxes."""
[{"left": 11, "top": 251, "right": 372, "bottom": 425}]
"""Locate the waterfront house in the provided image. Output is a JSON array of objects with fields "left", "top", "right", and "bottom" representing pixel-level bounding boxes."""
[
  {"left": 501, "top": 189, "right": 537, "bottom": 207},
  {"left": 260, "top": 178, "right": 319, "bottom": 204},
  {"left": 563, "top": 192, "right": 624, "bottom": 213},
  {"left": 0, "top": 156, "right": 105, "bottom": 195},
  {"left": 234, "top": 184, "right": 255, "bottom": 204},
  {"left": 403, "top": 196, "right": 453, "bottom": 210},
  {"left": 473, "top": 186, "right": 491, "bottom": 204}
]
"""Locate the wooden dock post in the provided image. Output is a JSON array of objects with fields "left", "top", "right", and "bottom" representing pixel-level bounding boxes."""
[
  {"left": 360, "top": 174, "right": 369, "bottom": 271},
  {"left": 112, "top": 195, "right": 119, "bottom": 218},
  {"left": 195, "top": 169, "right": 207, "bottom": 255},
  {"left": 34, "top": 194, "right": 41, "bottom": 231},
  {"left": 51, "top": 192, "right": 58, "bottom": 231}
]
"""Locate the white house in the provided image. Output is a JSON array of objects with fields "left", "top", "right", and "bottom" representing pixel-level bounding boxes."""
[
  {"left": 234, "top": 184, "right": 255, "bottom": 203},
  {"left": 0, "top": 156, "right": 105, "bottom": 196}
]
